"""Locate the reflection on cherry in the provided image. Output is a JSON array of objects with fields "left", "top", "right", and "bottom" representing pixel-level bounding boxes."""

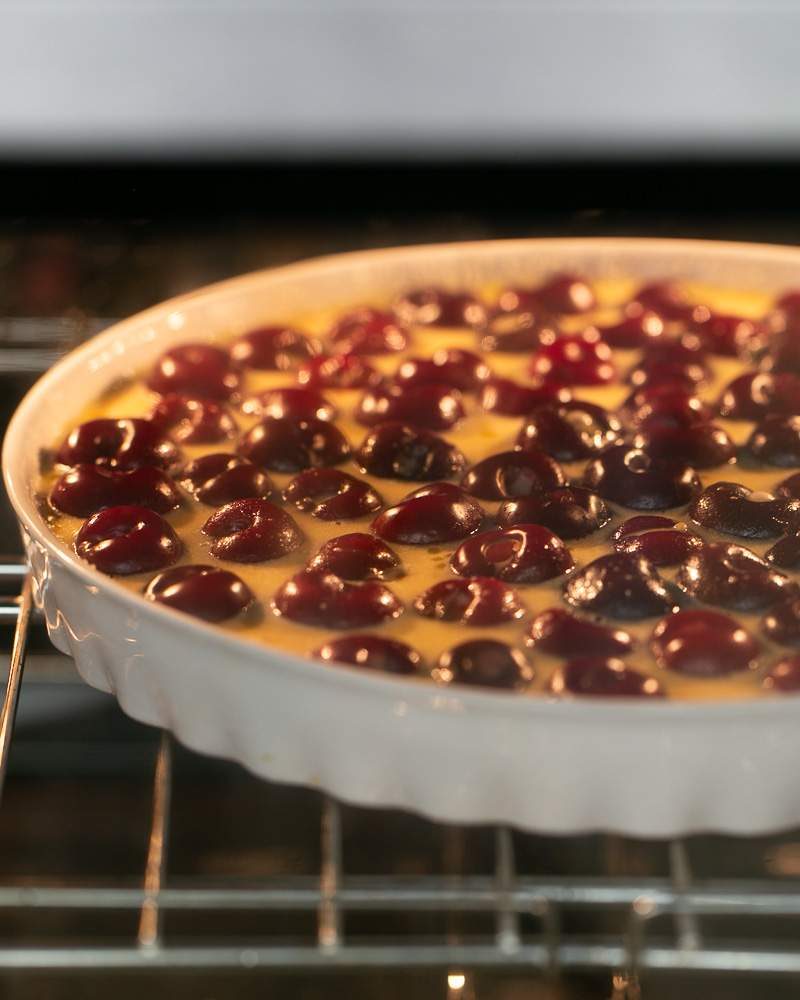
[
  {"left": 413, "top": 577, "right": 526, "bottom": 625},
  {"left": 432, "top": 640, "right": 534, "bottom": 690},
  {"left": 549, "top": 657, "right": 663, "bottom": 698},
  {"left": 144, "top": 564, "right": 254, "bottom": 622},
  {"left": 312, "top": 634, "right": 422, "bottom": 675}
]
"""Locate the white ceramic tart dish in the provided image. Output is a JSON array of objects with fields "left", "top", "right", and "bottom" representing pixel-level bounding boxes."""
[{"left": 8, "top": 237, "right": 800, "bottom": 838}]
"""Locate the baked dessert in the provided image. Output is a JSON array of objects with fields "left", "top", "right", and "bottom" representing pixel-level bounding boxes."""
[{"left": 37, "top": 273, "right": 800, "bottom": 700}]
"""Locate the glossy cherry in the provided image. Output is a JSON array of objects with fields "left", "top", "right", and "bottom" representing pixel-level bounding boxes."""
[
  {"left": 393, "top": 287, "right": 487, "bottom": 328},
  {"left": 535, "top": 272, "right": 596, "bottom": 314},
  {"left": 776, "top": 289, "right": 800, "bottom": 316},
  {"left": 762, "top": 595, "right": 800, "bottom": 647},
  {"left": 527, "top": 607, "right": 633, "bottom": 658},
  {"left": 272, "top": 570, "right": 403, "bottom": 628},
  {"left": 496, "top": 487, "right": 611, "bottom": 539},
  {"left": 717, "top": 372, "right": 800, "bottom": 421},
  {"left": 296, "top": 352, "right": 381, "bottom": 390},
  {"left": 776, "top": 472, "right": 800, "bottom": 501},
  {"left": 394, "top": 348, "right": 491, "bottom": 392},
  {"left": 517, "top": 401, "right": 621, "bottom": 460},
  {"left": 239, "top": 417, "right": 351, "bottom": 472},
  {"left": 632, "top": 281, "right": 694, "bottom": 321},
  {"left": 748, "top": 415, "right": 800, "bottom": 466},
  {"left": 451, "top": 524, "right": 574, "bottom": 583},
  {"left": 178, "top": 453, "right": 274, "bottom": 505},
  {"left": 283, "top": 468, "right": 383, "bottom": 520},
  {"left": 356, "top": 382, "right": 465, "bottom": 431},
  {"left": 56, "top": 418, "right": 179, "bottom": 471},
  {"left": 147, "top": 343, "right": 240, "bottom": 400},
  {"left": 75, "top": 505, "right": 182, "bottom": 576},
  {"left": 372, "top": 491, "right": 484, "bottom": 545},
  {"left": 312, "top": 634, "right": 421, "bottom": 675},
  {"left": 632, "top": 423, "right": 736, "bottom": 469},
  {"left": 241, "top": 387, "right": 337, "bottom": 422},
  {"left": 328, "top": 307, "right": 409, "bottom": 355},
  {"left": 676, "top": 542, "right": 792, "bottom": 611},
  {"left": 622, "top": 385, "right": 713, "bottom": 431},
  {"left": 50, "top": 464, "right": 182, "bottom": 517},
  {"left": 479, "top": 377, "right": 570, "bottom": 416},
  {"left": 766, "top": 532, "right": 800, "bottom": 569},
  {"left": 432, "top": 640, "right": 534, "bottom": 690},
  {"left": 529, "top": 329, "right": 615, "bottom": 386},
  {"left": 478, "top": 310, "right": 550, "bottom": 353},
  {"left": 689, "top": 482, "right": 799, "bottom": 539},
  {"left": 612, "top": 515, "right": 703, "bottom": 566},
  {"left": 144, "top": 564, "right": 254, "bottom": 622},
  {"left": 651, "top": 609, "right": 760, "bottom": 677},
  {"left": 355, "top": 422, "right": 466, "bottom": 481},
  {"left": 690, "top": 307, "right": 761, "bottom": 357},
  {"left": 413, "top": 577, "right": 526, "bottom": 625},
  {"left": 582, "top": 444, "right": 701, "bottom": 510},
  {"left": 627, "top": 336, "right": 709, "bottom": 391},
  {"left": 460, "top": 450, "right": 565, "bottom": 501},
  {"left": 763, "top": 656, "right": 800, "bottom": 693},
  {"left": 549, "top": 658, "right": 663, "bottom": 698},
  {"left": 760, "top": 328, "right": 800, "bottom": 375},
  {"left": 307, "top": 533, "right": 403, "bottom": 581},
  {"left": 202, "top": 498, "right": 304, "bottom": 562},
  {"left": 598, "top": 303, "right": 664, "bottom": 349},
  {"left": 563, "top": 552, "right": 677, "bottom": 619},
  {"left": 230, "top": 325, "right": 319, "bottom": 370},
  {"left": 150, "top": 394, "right": 237, "bottom": 444}
]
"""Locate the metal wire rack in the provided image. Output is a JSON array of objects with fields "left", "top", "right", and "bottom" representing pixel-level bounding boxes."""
[{"left": 2, "top": 566, "right": 800, "bottom": 991}]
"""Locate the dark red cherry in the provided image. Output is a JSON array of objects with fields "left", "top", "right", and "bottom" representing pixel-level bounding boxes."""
[
  {"left": 689, "top": 482, "right": 799, "bottom": 539},
  {"left": 676, "top": 542, "right": 793, "bottom": 610},
  {"left": 147, "top": 343, "right": 240, "bottom": 400},
  {"left": 763, "top": 656, "right": 800, "bottom": 693},
  {"left": 296, "top": 352, "right": 381, "bottom": 390},
  {"left": 313, "top": 634, "right": 421, "bottom": 675},
  {"left": 598, "top": 303, "right": 664, "bottom": 349},
  {"left": 776, "top": 472, "right": 800, "bottom": 501},
  {"left": 760, "top": 327, "right": 800, "bottom": 375},
  {"left": 762, "top": 595, "right": 800, "bottom": 647},
  {"left": 241, "top": 387, "right": 337, "bottom": 422},
  {"left": 549, "top": 658, "right": 663, "bottom": 698},
  {"left": 307, "top": 533, "right": 403, "bottom": 581},
  {"left": 766, "top": 532, "right": 800, "bottom": 569},
  {"left": 563, "top": 552, "right": 677, "bottom": 619},
  {"left": 56, "top": 418, "right": 179, "bottom": 471},
  {"left": 230, "top": 325, "right": 319, "bottom": 370},
  {"left": 612, "top": 515, "right": 703, "bottom": 566},
  {"left": 526, "top": 607, "right": 633, "bottom": 658},
  {"left": 690, "top": 307, "right": 761, "bottom": 357},
  {"left": 495, "top": 287, "right": 543, "bottom": 314},
  {"left": 496, "top": 487, "right": 611, "bottom": 539},
  {"left": 478, "top": 310, "right": 550, "bottom": 353},
  {"left": 372, "top": 492, "right": 484, "bottom": 545},
  {"left": 582, "top": 444, "right": 701, "bottom": 510},
  {"left": 356, "top": 382, "right": 465, "bottom": 431},
  {"left": 239, "top": 417, "right": 350, "bottom": 472},
  {"left": 329, "top": 307, "right": 408, "bottom": 355},
  {"left": 460, "top": 450, "right": 565, "bottom": 501},
  {"left": 179, "top": 453, "right": 274, "bottom": 505},
  {"left": 50, "top": 464, "right": 182, "bottom": 517},
  {"left": 150, "top": 394, "right": 237, "bottom": 444},
  {"left": 632, "top": 281, "right": 694, "bottom": 321},
  {"left": 432, "top": 640, "right": 534, "bottom": 690},
  {"left": 627, "top": 336, "right": 709, "bottom": 391},
  {"left": 632, "top": 423, "right": 736, "bottom": 469},
  {"left": 717, "top": 372, "right": 800, "bottom": 421},
  {"left": 776, "top": 290, "right": 800, "bottom": 316},
  {"left": 623, "top": 385, "right": 713, "bottom": 431},
  {"left": 535, "top": 273, "right": 596, "bottom": 314},
  {"left": 202, "top": 499, "right": 304, "bottom": 562},
  {"left": 75, "top": 505, "right": 182, "bottom": 576},
  {"left": 394, "top": 287, "right": 487, "bottom": 328},
  {"left": 144, "top": 564, "right": 253, "bottom": 622},
  {"left": 283, "top": 468, "right": 383, "bottom": 520},
  {"left": 394, "top": 348, "right": 491, "bottom": 392},
  {"left": 651, "top": 609, "right": 759, "bottom": 677},
  {"left": 413, "top": 577, "right": 525, "bottom": 625},
  {"left": 748, "top": 415, "right": 800, "bottom": 466},
  {"left": 517, "top": 401, "right": 621, "bottom": 460},
  {"left": 404, "top": 481, "right": 476, "bottom": 501},
  {"left": 529, "top": 329, "right": 615, "bottom": 386},
  {"left": 272, "top": 570, "right": 403, "bottom": 628},
  {"left": 451, "top": 524, "right": 574, "bottom": 583},
  {"left": 355, "top": 422, "right": 466, "bottom": 481},
  {"left": 480, "top": 377, "right": 570, "bottom": 416}
]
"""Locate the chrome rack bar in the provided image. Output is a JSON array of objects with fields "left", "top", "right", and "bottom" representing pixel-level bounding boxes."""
[
  {"left": 138, "top": 733, "right": 173, "bottom": 951},
  {"left": 493, "top": 827, "right": 520, "bottom": 954},
  {"left": 0, "top": 575, "right": 32, "bottom": 804},
  {"left": 668, "top": 839, "right": 702, "bottom": 952},
  {"left": 318, "top": 797, "right": 343, "bottom": 951}
]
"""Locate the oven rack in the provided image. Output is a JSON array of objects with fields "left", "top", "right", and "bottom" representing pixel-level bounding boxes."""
[{"left": 2, "top": 566, "right": 800, "bottom": 985}]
